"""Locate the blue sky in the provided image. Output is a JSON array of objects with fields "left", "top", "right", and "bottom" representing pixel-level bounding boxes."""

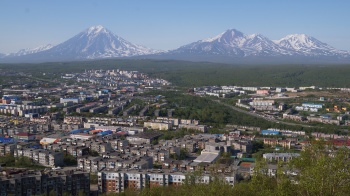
[{"left": 1, "top": 0, "right": 349, "bottom": 53}]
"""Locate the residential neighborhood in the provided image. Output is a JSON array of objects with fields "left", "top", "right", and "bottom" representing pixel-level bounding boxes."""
[{"left": 1, "top": 68, "right": 350, "bottom": 195}]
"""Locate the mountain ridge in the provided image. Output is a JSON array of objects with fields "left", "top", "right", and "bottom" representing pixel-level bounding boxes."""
[
  {"left": 168, "top": 29, "right": 349, "bottom": 58},
  {"left": 1, "top": 25, "right": 160, "bottom": 62},
  {"left": 0, "top": 26, "right": 349, "bottom": 63}
]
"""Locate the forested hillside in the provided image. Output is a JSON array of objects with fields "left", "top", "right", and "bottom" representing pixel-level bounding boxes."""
[{"left": 1, "top": 59, "right": 350, "bottom": 87}]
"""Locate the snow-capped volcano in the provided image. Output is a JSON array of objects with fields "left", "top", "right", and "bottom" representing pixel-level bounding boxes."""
[
  {"left": 169, "top": 29, "right": 349, "bottom": 58},
  {"left": 203, "top": 29, "right": 246, "bottom": 46},
  {"left": 169, "top": 29, "right": 288, "bottom": 56},
  {"left": 1, "top": 25, "right": 160, "bottom": 62},
  {"left": 1, "top": 27, "right": 349, "bottom": 63},
  {"left": 170, "top": 29, "right": 247, "bottom": 56},
  {"left": 40, "top": 25, "right": 160, "bottom": 59},
  {"left": 273, "top": 34, "right": 349, "bottom": 56}
]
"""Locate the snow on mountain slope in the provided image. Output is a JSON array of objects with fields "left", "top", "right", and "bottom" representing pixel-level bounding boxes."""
[
  {"left": 169, "top": 29, "right": 349, "bottom": 58},
  {"left": 7, "top": 44, "right": 54, "bottom": 57},
  {"left": 1, "top": 27, "right": 349, "bottom": 63},
  {"left": 242, "top": 34, "right": 289, "bottom": 56},
  {"left": 1, "top": 25, "right": 161, "bottom": 62},
  {"left": 170, "top": 29, "right": 247, "bottom": 56},
  {"left": 39, "top": 25, "right": 161, "bottom": 59},
  {"left": 274, "top": 34, "right": 349, "bottom": 56},
  {"left": 170, "top": 29, "right": 288, "bottom": 56}
]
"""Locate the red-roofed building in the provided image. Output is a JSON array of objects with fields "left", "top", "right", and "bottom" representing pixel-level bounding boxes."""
[
  {"left": 331, "top": 139, "right": 350, "bottom": 147},
  {"left": 299, "top": 140, "right": 311, "bottom": 147},
  {"left": 14, "top": 132, "right": 36, "bottom": 141},
  {"left": 256, "top": 90, "right": 270, "bottom": 95}
]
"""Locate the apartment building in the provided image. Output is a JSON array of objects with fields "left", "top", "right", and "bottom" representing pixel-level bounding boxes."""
[
  {"left": 282, "top": 113, "right": 306, "bottom": 121},
  {"left": 0, "top": 143, "right": 16, "bottom": 156},
  {"left": 144, "top": 121, "right": 172, "bottom": 130},
  {"left": 87, "top": 141, "right": 112, "bottom": 154},
  {"left": 14, "top": 148, "right": 64, "bottom": 167},
  {"left": 89, "top": 105, "right": 108, "bottom": 114},
  {"left": 63, "top": 116, "right": 84, "bottom": 124},
  {"left": 263, "top": 139, "right": 292, "bottom": 149},
  {"left": 249, "top": 99, "right": 274, "bottom": 106},
  {"left": 126, "top": 132, "right": 163, "bottom": 145},
  {"left": 77, "top": 155, "right": 153, "bottom": 173},
  {"left": 110, "top": 139, "right": 129, "bottom": 151},
  {"left": 98, "top": 169, "right": 235, "bottom": 194},
  {"left": 0, "top": 169, "right": 90, "bottom": 196},
  {"left": 178, "top": 124, "right": 208, "bottom": 133},
  {"left": 0, "top": 105, "right": 48, "bottom": 117},
  {"left": 76, "top": 103, "right": 97, "bottom": 113},
  {"left": 230, "top": 141, "right": 253, "bottom": 153},
  {"left": 263, "top": 153, "right": 300, "bottom": 162}
]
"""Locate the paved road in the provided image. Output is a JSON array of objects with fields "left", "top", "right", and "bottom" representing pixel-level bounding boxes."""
[{"left": 213, "top": 99, "right": 316, "bottom": 128}]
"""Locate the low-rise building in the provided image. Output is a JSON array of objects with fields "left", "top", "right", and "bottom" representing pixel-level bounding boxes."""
[
  {"left": 126, "top": 132, "right": 163, "bottom": 145},
  {"left": 178, "top": 124, "right": 208, "bottom": 133},
  {"left": 144, "top": 121, "right": 172, "bottom": 130},
  {"left": 263, "top": 139, "right": 292, "bottom": 149},
  {"left": 263, "top": 153, "right": 300, "bottom": 162},
  {"left": 261, "top": 130, "right": 280, "bottom": 135}
]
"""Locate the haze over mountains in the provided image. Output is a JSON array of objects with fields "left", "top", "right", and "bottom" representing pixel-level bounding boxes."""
[
  {"left": 1, "top": 25, "right": 349, "bottom": 63},
  {"left": 6, "top": 44, "right": 54, "bottom": 57}
]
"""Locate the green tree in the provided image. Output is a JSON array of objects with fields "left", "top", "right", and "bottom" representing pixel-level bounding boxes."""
[
  {"left": 63, "top": 154, "right": 77, "bottom": 166},
  {"left": 289, "top": 141, "right": 350, "bottom": 195},
  {"left": 90, "top": 173, "right": 98, "bottom": 184},
  {"left": 89, "top": 150, "right": 100, "bottom": 157}
]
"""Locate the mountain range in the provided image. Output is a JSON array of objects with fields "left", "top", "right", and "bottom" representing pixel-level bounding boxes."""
[{"left": 1, "top": 25, "right": 349, "bottom": 63}]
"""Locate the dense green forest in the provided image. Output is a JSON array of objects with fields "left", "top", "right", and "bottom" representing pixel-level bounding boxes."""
[{"left": 1, "top": 59, "right": 350, "bottom": 87}]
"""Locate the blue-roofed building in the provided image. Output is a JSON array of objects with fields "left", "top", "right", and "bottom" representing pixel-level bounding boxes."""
[
  {"left": 97, "top": 130, "right": 113, "bottom": 136},
  {"left": 70, "top": 129, "right": 84, "bottom": 134},
  {"left": 321, "top": 114, "right": 332, "bottom": 119},
  {"left": 0, "top": 137, "right": 15, "bottom": 143},
  {"left": 155, "top": 95, "right": 162, "bottom": 100},
  {"left": 2, "top": 95, "right": 20, "bottom": 104},
  {"left": 261, "top": 130, "right": 281, "bottom": 135},
  {"left": 85, "top": 96, "right": 94, "bottom": 101},
  {"left": 302, "top": 103, "right": 323, "bottom": 109},
  {"left": 2, "top": 95, "right": 20, "bottom": 101},
  {"left": 30, "top": 144, "right": 42, "bottom": 149}
]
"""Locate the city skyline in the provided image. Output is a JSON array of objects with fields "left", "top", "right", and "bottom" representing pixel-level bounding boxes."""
[{"left": 1, "top": 0, "right": 350, "bottom": 53}]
